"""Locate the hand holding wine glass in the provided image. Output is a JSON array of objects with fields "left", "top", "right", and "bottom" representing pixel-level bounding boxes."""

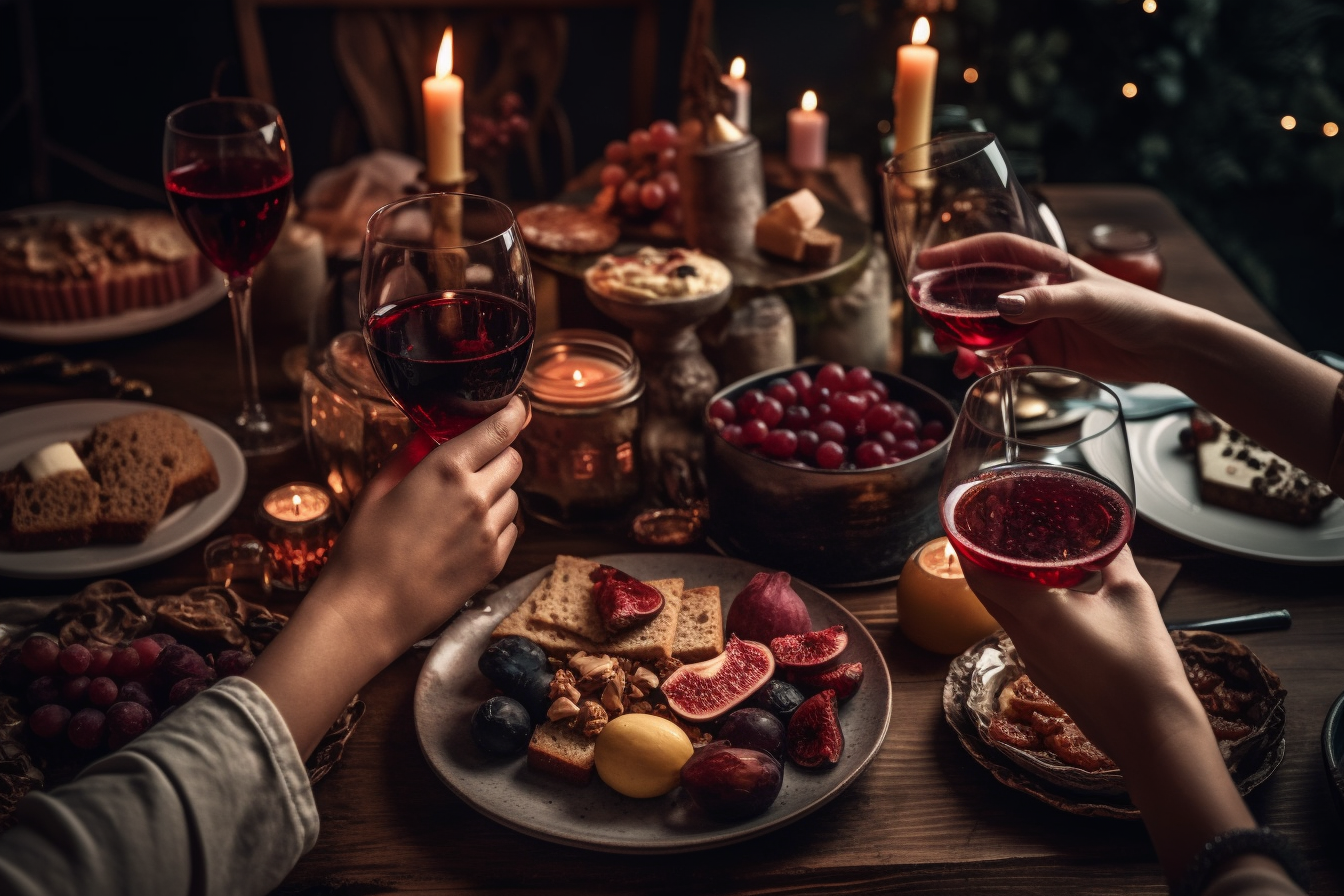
[
  {"left": 164, "top": 97, "right": 296, "bottom": 455},
  {"left": 360, "top": 193, "right": 536, "bottom": 444},
  {"left": 881, "top": 133, "right": 1072, "bottom": 372}
]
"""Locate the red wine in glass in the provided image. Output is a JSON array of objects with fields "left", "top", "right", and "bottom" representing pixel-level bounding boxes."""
[
  {"left": 908, "top": 263, "right": 1054, "bottom": 353},
  {"left": 365, "top": 289, "right": 535, "bottom": 443},
  {"left": 165, "top": 158, "right": 292, "bottom": 278},
  {"left": 943, "top": 463, "right": 1135, "bottom": 589}
]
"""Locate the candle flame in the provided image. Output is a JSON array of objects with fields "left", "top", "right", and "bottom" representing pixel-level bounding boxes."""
[
  {"left": 801, "top": 90, "right": 818, "bottom": 112},
  {"left": 292, "top": 493, "right": 303, "bottom": 516},
  {"left": 435, "top": 27, "right": 454, "bottom": 79},
  {"left": 729, "top": 56, "right": 746, "bottom": 79},
  {"left": 572, "top": 369, "right": 585, "bottom": 385},
  {"left": 912, "top": 16, "right": 931, "bottom": 46}
]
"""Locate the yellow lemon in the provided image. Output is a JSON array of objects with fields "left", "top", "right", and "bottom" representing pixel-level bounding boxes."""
[{"left": 593, "top": 714, "right": 694, "bottom": 798}]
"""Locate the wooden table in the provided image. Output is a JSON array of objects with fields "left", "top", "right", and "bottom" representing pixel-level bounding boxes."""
[{"left": 2, "top": 185, "right": 1340, "bottom": 895}]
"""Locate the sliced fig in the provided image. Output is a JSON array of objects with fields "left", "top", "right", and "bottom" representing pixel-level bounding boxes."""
[
  {"left": 788, "top": 661, "right": 864, "bottom": 701},
  {"left": 724, "top": 571, "right": 813, "bottom": 644},
  {"left": 590, "top": 565, "right": 665, "bottom": 633},
  {"left": 786, "top": 689, "right": 844, "bottom": 770},
  {"left": 770, "top": 625, "right": 848, "bottom": 670},
  {"left": 661, "top": 636, "right": 775, "bottom": 723}
]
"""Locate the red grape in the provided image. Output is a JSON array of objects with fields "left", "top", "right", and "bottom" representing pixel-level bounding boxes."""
[
  {"left": 600, "top": 163, "right": 628, "bottom": 187},
  {"left": 804, "top": 385, "right": 831, "bottom": 409},
  {"left": 130, "top": 636, "right": 164, "bottom": 672},
  {"left": 893, "top": 439, "right": 921, "bottom": 459},
  {"left": 814, "top": 420, "right": 846, "bottom": 444},
  {"left": 88, "top": 677, "right": 119, "bottom": 708},
  {"left": 147, "top": 634, "right": 177, "bottom": 648},
  {"left": 720, "top": 424, "right": 743, "bottom": 446},
  {"left": 158, "top": 645, "right": 212, "bottom": 682},
  {"left": 788, "top": 370, "right": 813, "bottom": 394},
  {"left": 756, "top": 397, "right": 784, "bottom": 428},
  {"left": 904, "top": 408, "right": 923, "bottom": 429},
  {"left": 796, "top": 429, "right": 820, "bottom": 460},
  {"left": 921, "top": 420, "right": 947, "bottom": 441},
  {"left": 766, "top": 379, "right": 798, "bottom": 406},
  {"left": 740, "top": 419, "right": 768, "bottom": 446},
  {"left": 656, "top": 147, "right": 678, "bottom": 171},
  {"left": 737, "top": 389, "right": 765, "bottom": 416},
  {"left": 67, "top": 708, "right": 106, "bottom": 750},
  {"left": 816, "top": 363, "right": 846, "bottom": 391},
  {"left": 628, "top": 128, "right": 653, "bottom": 157},
  {"left": 639, "top": 181, "right": 666, "bottom": 210},
  {"left": 815, "top": 441, "right": 846, "bottom": 469},
  {"left": 107, "top": 647, "right": 140, "bottom": 679},
  {"left": 215, "top": 650, "right": 255, "bottom": 678},
  {"left": 169, "top": 677, "right": 212, "bottom": 706},
  {"left": 649, "top": 119, "right": 678, "bottom": 150},
  {"left": 26, "top": 676, "right": 59, "bottom": 709},
  {"left": 656, "top": 169, "right": 680, "bottom": 198},
  {"left": 855, "top": 440, "right": 888, "bottom": 468},
  {"left": 891, "top": 419, "right": 917, "bottom": 440},
  {"left": 61, "top": 675, "right": 91, "bottom": 706},
  {"left": 29, "top": 704, "right": 71, "bottom": 739},
  {"left": 871, "top": 379, "right": 889, "bottom": 400},
  {"left": 844, "top": 366, "right": 874, "bottom": 392},
  {"left": 605, "top": 140, "right": 631, "bottom": 164},
  {"left": 761, "top": 429, "right": 798, "bottom": 459},
  {"left": 617, "top": 179, "right": 641, "bottom": 208},
  {"left": 107, "top": 701, "right": 154, "bottom": 750},
  {"left": 58, "top": 643, "right": 91, "bottom": 676},
  {"left": 709, "top": 398, "right": 736, "bottom": 425},
  {"left": 919, "top": 437, "right": 939, "bottom": 452},
  {"left": 21, "top": 636, "right": 60, "bottom": 675},
  {"left": 812, "top": 402, "right": 832, "bottom": 423},
  {"left": 118, "top": 681, "right": 156, "bottom": 714},
  {"left": 860, "top": 389, "right": 883, "bottom": 408},
  {"left": 863, "top": 403, "right": 897, "bottom": 433},
  {"left": 875, "top": 430, "right": 898, "bottom": 450},
  {"left": 86, "top": 646, "right": 112, "bottom": 676},
  {"left": 782, "top": 405, "right": 811, "bottom": 430},
  {"left": 505, "top": 114, "right": 528, "bottom": 136},
  {"left": 831, "top": 393, "right": 867, "bottom": 426}
]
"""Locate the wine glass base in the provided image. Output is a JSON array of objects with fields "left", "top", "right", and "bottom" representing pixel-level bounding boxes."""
[{"left": 224, "top": 405, "right": 302, "bottom": 457}]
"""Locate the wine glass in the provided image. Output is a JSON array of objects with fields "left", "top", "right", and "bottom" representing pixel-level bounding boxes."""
[
  {"left": 881, "top": 132, "right": 1072, "bottom": 372},
  {"left": 940, "top": 367, "right": 1136, "bottom": 591},
  {"left": 164, "top": 97, "right": 297, "bottom": 455},
  {"left": 360, "top": 193, "right": 536, "bottom": 444}
]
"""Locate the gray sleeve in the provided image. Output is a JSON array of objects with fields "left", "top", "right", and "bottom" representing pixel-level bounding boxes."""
[{"left": 0, "top": 676, "right": 319, "bottom": 896}]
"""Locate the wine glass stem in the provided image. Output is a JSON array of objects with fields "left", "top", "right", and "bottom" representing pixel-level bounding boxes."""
[
  {"left": 226, "top": 274, "right": 270, "bottom": 434},
  {"left": 978, "top": 346, "right": 1019, "bottom": 462}
]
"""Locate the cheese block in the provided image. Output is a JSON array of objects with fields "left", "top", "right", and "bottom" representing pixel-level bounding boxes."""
[
  {"left": 754, "top": 214, "right": 807, "bottom": 262},
  {"left": 761, "top": 189, "right": 824, "bottom": 232}
]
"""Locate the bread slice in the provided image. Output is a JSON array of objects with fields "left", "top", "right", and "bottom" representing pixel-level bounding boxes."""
[
  {"left": 492, "top": 574, "right": 603, "bottom": 655},
  {"left": 529, "top": 555, "right": 609, "bottom": 643},
  {"left": 87, "top": 416, "right": 177, "bottom": 543},
  {"left": 8, "top": 470, "right": 100, "bottom": 550},
  {"left": 527, "top": 720, "right": 595, "bottom": 784},
  {"left": 595, "top": 578, "right": 682, "bottom": 661},
  {"left": 673, "top": 586, "right": 725, "bottom": 663},
  {"left": 88, "top": 411, "right": 219, "bottom": 512}
]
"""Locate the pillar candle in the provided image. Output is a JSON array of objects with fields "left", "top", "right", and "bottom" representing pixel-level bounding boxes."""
[
  {"left": 787, "top": 90, "right": 828, "bottom": 171},
  {"left": 423, "top": 27, "right": 464, "bottom": 184},
  {"left": 721, "top": 56, "right": 751, "bottom": 133},
  {"left": 897, "top": 537, "right": 1000, "bottom": 655},
  {"left": 893, "top": 17, "right": 938, "bottom": 162}
]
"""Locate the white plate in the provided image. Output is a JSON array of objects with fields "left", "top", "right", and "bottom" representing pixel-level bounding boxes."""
[
  {"left": 0, "top": 203, "right": 226, "bottom": 344},
  {"left": 414, "top": 553, "right": 893, "bottom": 853},
  {"left": 1081, "top": 385, "right": 1344, "bottom": 565},
  {"left": 0, "top": 400, "right": 246, "bottom": 579}
]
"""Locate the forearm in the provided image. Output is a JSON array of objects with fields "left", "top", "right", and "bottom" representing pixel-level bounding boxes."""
[{"left": 1160, "top": 307, "right": 1340, "bottom": 481}]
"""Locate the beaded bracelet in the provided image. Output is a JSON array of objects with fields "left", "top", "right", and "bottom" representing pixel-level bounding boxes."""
[{"left": 1174, "top": 827, "right": 1308, "bottom": 896}]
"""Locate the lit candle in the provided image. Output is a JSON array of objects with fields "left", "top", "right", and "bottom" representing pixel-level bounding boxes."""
[
  {"left": 258, "top": 483, "right": 339, "bottom": 591},
  {"left": 528, "top": 353, "right": 629, "bottom": 406},
  {"left": 893, "top": 17, "right": 938, "bottom": 164},
  {"left": 897, "top": 537, "right": 1000, "bottom": 655},
  {"left": 787, "top": 90, "right": 828, "bottom": 171},
  {"left": 721, "top": 56, "right": 751, "bottom": 133},
  {"left": 423, "top": 27, "right": 464, "bottom": 184}
]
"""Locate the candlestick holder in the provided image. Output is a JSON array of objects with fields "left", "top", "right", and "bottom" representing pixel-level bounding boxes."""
[
  {"left": 584, "top": 282, "right": 731, "bottom": 505},
  {"left": 258, "top": 483, "right": 340, "bottom": 592},
  {"left": 416, "top": 169, "right": 479, "bottom": 194}
]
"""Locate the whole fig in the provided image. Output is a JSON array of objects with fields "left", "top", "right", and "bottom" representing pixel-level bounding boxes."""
[
  {"left": 724, "top": 572, "right": 812, "bottom": 645},
  {"left": 680, "top": 744, "right": 783, "bottom": 819}
]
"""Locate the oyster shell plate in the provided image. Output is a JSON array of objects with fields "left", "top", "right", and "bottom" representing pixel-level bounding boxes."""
[{"left": 943, "top": 630, "right": 1287, "bottom": 819}]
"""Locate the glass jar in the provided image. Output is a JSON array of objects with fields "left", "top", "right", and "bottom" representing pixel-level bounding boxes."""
[
  {"left": 1080, "top": 224, "right": 1164, "bottom": 292},
  {"left": 518, "top": 330, "right": 644, "bottom": 527},
  {"left": 301, "top": 331, "right": 413, "bottom": 509}
]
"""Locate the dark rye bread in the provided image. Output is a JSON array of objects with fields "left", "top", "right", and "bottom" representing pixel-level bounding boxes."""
[
  {"left": 86, "top": 411, "right": 219, "bottom": 513},
  {"left": 9, "top": 471, "right": 101, "bottom": 550},
  {"left": 87, "top": 416, "right": 177, "bottom": 542},
  {"left": 527, "top": 720, "right": 595, "bottom": 784}
]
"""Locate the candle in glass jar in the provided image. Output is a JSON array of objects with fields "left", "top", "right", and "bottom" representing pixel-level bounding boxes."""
[
  {"left": 528, "top": 354, "right": 630, "bottom": 406},
  {"left": 423, "top": 27, "right": 464, "bottom": 184},
  {"left": 787, "top": 91, "right": 828, "bottom": 171},
  {"left": 897, "top": 537, "right": 1000, "bottom": 655},
  {"left": 258, "top": 483, "right": 339, "bottom": 591},
  {"left": 894, "top": 17, "right": 938, "bottom": 165},
  {"left": 721, "top": 56, "right": 751, "bottom": 133}
]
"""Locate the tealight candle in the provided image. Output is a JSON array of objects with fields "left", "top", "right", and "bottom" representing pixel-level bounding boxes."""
[
  {"left": 518, "top": 330, "right": 643, "bottom": 526},
  {"left": 897, "top": 537, "right": 1000, "bottom": 655},
  {"left": 893, "top": 17, "right": 938, "bottom": 169},
  {"left": 787, "top": 90, "right": 828, "bottom": 171},
  {"left": 258, "top": 483, "right": 339, "bottom": 591},
  {"left": 721, "top": 56, "right": 751, "bottom": 133},
  {"left": 423, "top": 27, "right": 464, "bottom": 185}
]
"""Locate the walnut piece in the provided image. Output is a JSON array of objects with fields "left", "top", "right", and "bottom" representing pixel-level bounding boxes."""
[
  {"left": 632, "top": 666, "right": 660, "bottom": 692},
  {"left": 601, "top": 679, "right": 626, "bottom": 716},
  {"left": 655, "top": 657, "right": 683, "bottom": 678},
  {"left": 547, "top": 669, "right": 581, "bottom": 704},
  {"left": 575, "top": 700, "right": 608, "bottom": 738},
  {"left": 546, "top": 697, "right": 580, "bottom": 721}
]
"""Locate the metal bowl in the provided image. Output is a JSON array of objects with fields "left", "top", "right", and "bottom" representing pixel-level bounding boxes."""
[
  {"left": 1324, "top": 688, "right": 1344, "bottom": 821},
  {"left": 704, "top": 364, "right": 955, "bottom": 586}
]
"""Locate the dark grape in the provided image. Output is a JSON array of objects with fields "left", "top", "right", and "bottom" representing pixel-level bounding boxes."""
[
  {"left": 782, "top": 405, "right": 811, "bottom": 431},
  {"left": 88, "top": 677, "right": 119, "bottom": 708},
  {"left": 478, "top": 637, "right": 549, "bottom": 693},
  {"left": 106, "top": 701, "right": 153, "bottom": 750},
  {"left": 21, "top": 636, "right": 60, "bottom": 675},
  {"left": 147, "top": 634, "right": 177, "bottom": 648},
  {"left": 717, "top": 708, "right": 787, "bottom": 763},
  {"left": 471, "top": 696, "right": 533, "bottom": 755},
  {"left": 29, "top": 704, "right": 71, "bottom": 739},
  {"left": 67, "top": 708, "right": 106, "bottom": 750},
  {"left": 157, "top": 644, "right": 212, "bottom": 682},
  {"left": 61, "top": 675, "right": 91, "bottom": 706},
  {"left": 806, "top": 384, "right": 832, "bottom": 408},
  {"left": 215, "top": 650, "right": 255, "bottom": 678},
  {"left": 617, "top": 179, "right": 641, "bottom": 207},
  {"left": 796, "top": 429, "right": 820, "bottom": 461},
  {"left": 25, "top": 675, "right": 60, "bottom": 709},
  {"left": 655, "top": 168, "right": 679, "bottom": 197},
  {"left": 921, "top": 420, "right": 947, "bottom": 441},
  {"left": 118, "top": 681, "right": 156, "bottom": 716},
  {"left": 58, "top": 643, "right": 91, "bottom": 676},
  {"left": 107, "top": 647, "right": 140, "bottom": 679},
  {"left": 85, "top": 645, "right": 113, "bottom": 677},
  {"left": 169, "top": 677, "right": 212, "bottom": 706}
]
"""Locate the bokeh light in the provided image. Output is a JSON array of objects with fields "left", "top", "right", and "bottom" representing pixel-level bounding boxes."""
[{"left": 1122, "top": 82, "right": 1138, "bottom": 98}]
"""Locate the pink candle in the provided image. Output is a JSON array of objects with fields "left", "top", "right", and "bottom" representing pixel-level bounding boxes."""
[{"left": 787, "top": 90, "right": 828, "bottom": 171}]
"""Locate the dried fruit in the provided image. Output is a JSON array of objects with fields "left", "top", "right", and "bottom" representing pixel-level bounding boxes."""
[
  {"left": 770, "top": 625, "right": 848, "bottom": 671},
  {"left": 724, "top": 572, "right": 812, "bottom": 645},
  {"left": 787, "top": 689, "right": 844, "bottom": 769},
  {"left": 750, "top": 679, "right": 806, "bottom": 722},
  {"left": 471, "top": 696, "right": 533, "bottom": 755},
  {"left": 788, "top": 662, "right": 864, "bottom": 701},
  {"left": 590, "top": 565, "right": 665, "bottom": 633},
  {"left": 717, "top": 707, "right": 787, "bottom": 763},
  {"left": 680, "top": 743, "right": 783, "bottom": 819},
  {"left": 661, "top": 636, "right": 775, "bottom": 723}
]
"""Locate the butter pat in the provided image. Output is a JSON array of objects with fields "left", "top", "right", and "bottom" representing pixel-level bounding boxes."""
[{"left": 22, "top": 442, "right": 88, "bottom": 481}]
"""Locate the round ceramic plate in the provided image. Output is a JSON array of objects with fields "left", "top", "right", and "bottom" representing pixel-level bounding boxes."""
[
  {"left": 0, "top": 203, "right": 226, "bottom": 344},
  {"left": 1080, "top": 385, "right": 1344, "bottom": 565},
  {"left": 414, "top": 552, "right": 893, "bottom": 853},
  {"left": 0, "top": 400, "right": 246, "bottom": 579}
]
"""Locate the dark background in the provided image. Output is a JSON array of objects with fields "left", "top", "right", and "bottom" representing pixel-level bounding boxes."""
[{"left": 2, "top": 0, "right": 1340, "bottom": 351}]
